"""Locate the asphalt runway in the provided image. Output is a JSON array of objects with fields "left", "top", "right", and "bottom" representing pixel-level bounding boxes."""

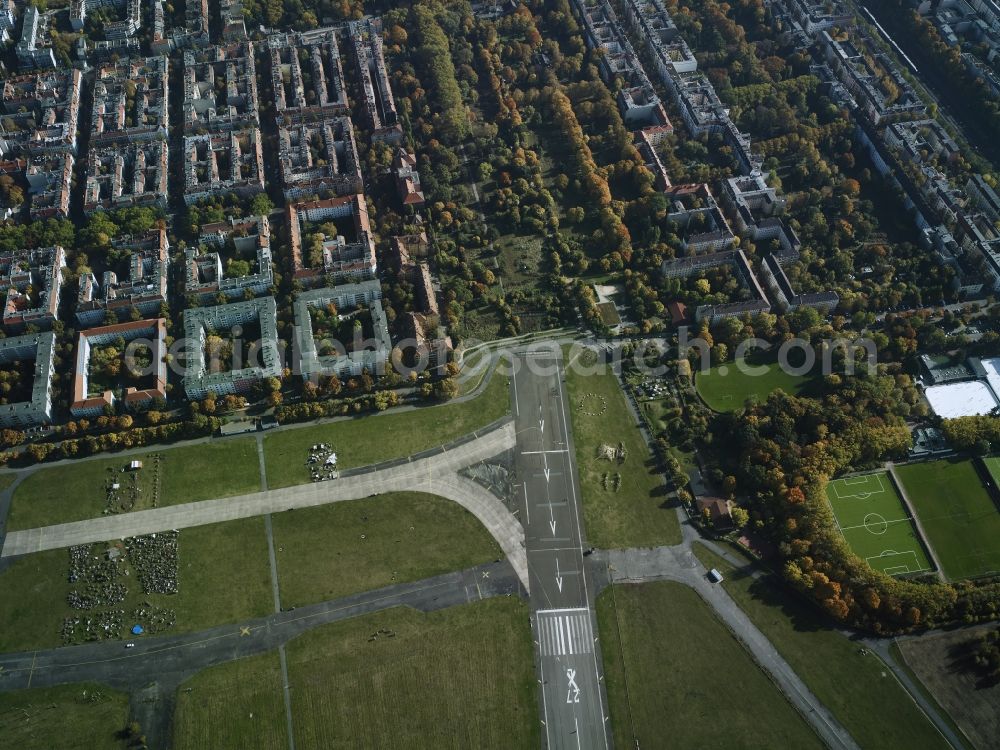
[{"left": 510, "top": 347, "right": 610, "bottom": 750}]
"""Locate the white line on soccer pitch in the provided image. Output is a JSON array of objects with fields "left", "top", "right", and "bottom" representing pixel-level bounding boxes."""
[{"left": 839, "top": 517, "right": 913, "bottom": 531}]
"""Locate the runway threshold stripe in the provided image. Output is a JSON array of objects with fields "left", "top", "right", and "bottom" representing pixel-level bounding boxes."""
[{"left": 538, "top": 609, "right": 594, "bottom": 656}]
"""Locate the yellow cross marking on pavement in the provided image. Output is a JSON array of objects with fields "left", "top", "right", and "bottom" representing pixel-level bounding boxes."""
[{"left": 239, "top": 626, "right": 251, "bottom": 637}]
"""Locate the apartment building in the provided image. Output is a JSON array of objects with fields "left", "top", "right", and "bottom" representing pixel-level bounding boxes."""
[
  {"left": 70, "top": 319, "right": 168, "bottom": 417},
  {"left": 182, "top": 43, "right": 259, "bottom": 134},
  {"left": 187, "top": 215, "right": 274, "bottom": 303},
  {"left": 278, "top": 116, "right": 362, "bottom": 200},
  {"left": 348, "top": 19, "right": 403, "bottom": 143},
  {"left": 0, "top": 246, "right": 65, "bottom": 333},
  {"left": 182, "top": 129, "right": 265, "bottom": 205},
  {"left": 287, "top": 194, "right": 377, "bottom": 288},
  {"left": 293, "top": 281, "right": 391, "bottom": 379},
  {"left": 76, "top": 230, "right": 169, "bottom": 326},
  {"left": 182, "top": 297, "right": 281, "bottom": 399},
  {"left": 16, "top": 7, "right": 56, "bottom": 69},
  {"left": 83, "top": 141, "right": 169, "bottom": 213},
  {"left": 0, "top": 69, "right": 82, "bottom": 155},
  {"left": 91, "top": 56, "right": 170, "bottom": 145},
  {"left": 0, "top": 332, "right": 56, "bottom": 427}
]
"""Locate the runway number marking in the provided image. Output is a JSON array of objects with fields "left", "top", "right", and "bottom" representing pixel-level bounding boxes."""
[{"left": 566, "top": 668, "right": 581, "bottom": 704}]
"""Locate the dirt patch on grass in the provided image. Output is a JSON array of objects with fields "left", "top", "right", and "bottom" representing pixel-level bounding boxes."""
[{"left": 898, "top": 625, "right": 1000, "bottom": 750}]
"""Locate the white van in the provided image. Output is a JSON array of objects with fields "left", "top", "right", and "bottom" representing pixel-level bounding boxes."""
[{"left": 708, "top": 568, "right": 724, "bottom": 583}]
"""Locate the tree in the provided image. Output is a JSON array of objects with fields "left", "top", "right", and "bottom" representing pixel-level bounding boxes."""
[
  {"left": 250, "top": 193, "right": 274, "bottom": 216},
  {"left": 434, "top": 377, "right": 459, "bottom": 401},
  {"left": 730, "top": 506, "right": 749, "bottom": 528}
]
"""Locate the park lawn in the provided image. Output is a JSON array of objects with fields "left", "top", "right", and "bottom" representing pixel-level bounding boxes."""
[
  {"left": 0, "top": 471, "right": 19, "bottom": 493},
  {"left": 983, "top": 455, "right": 1000, "bottom": 486},
  {"left": 157, "top": 440, "right": 261, "bottom": 504},
  {"left": 173, "top": 651, "right": 286, "bottom": 750},
  {"left": 272, "top": 493, "right": 501, "bottom": 608},
  {"left": 285, "top": 598, "right": 538, "bottom": 749},
  {"left": 563, "top": 351, "right": 680, "bottom": 547},
  {"left": 7, "top": 439, "right": 259, "bottom": 530},
  {"left": 263, "top": 370, "right": 510, "bottom": 489},
  {"left": 596, "top": 580, "right": 823, "bottom": 749},
  {"left": 0, "top": 682, "right": 129, "bottom": 750},
  {"left": 691, "top": 543, "right": 950, "bottom": 750},
  {"left": 0, "top": 517, "right": 272, "bottom": 652},
  {"left": 896, "top": 459, "right": 1000, "bottom": 580},
  {"left": 826, "top": 473, "right": 933, "bottom": 576},
  {"left": 458, "top": 349, "right": 493, "bottom": 394},
  {"left": 696, "top": 359, "right": 813, "bottom": 413}
]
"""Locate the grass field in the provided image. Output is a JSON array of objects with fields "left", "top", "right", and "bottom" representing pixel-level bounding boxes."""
[
  {"left": 272, "top": 493, "right": 501, "bottom": 607},
  {"left": 0, "top": 682, "right": 129, "bottom": 749},
  {"left": 596, "top": 301, "right": 621, "bottom": 326},
  {"left": 897, "top": 626, "right": 997, "bottom": 750},
  {"left": 0, "top": 472, "right": 18, "bottom": 493},
  {"left": 639, "top": 398, "right": 669, "bottom": 432},
  {"left": 596, "top": 580, "right": 823, "bottom": 749},
  {"left": 7, "top": 439, "right": 260, "bottom": 530},
  {"left": 285, "top": 598, "right": 538, "bottom": 748},
  {"left": 173, "top": 651, "right": 286, "bottom": 750},
  {"left": 0, "top": 517, "right": 272, "bottom": 652},
  {"left": 263, "top": 370, "right": 510, "bottom": 489},
  {"left": 564, "top": 349, "right": 680, "bottom": 547},
  {"left": 896, "top": 459, "right": 1000, "bottom": 580},
  {"left": 696, "top": 358, "right": 814, "bottom": 412},
  {"left": 826, "top": 472, "right": 933, "bottom": 576},
  {"left": 692, "top": 543, "right": 951, "bottom": 750}
]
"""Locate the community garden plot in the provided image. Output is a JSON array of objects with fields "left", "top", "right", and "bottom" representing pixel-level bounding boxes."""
[
  {"left": 896, "top": 459, "right": 1000, "bottom": 580},
  {"left": 826, "top": 473, "right": 933, "bottom": 576}
]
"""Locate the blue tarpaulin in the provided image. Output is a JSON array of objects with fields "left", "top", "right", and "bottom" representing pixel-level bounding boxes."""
[{"left": 131, "top": 625, "right": 144, "bottom": 635}]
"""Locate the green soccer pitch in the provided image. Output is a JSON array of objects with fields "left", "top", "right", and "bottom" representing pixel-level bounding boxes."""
[
  {"left": 896, "top": 459, "right": 1000, "bottom": 580},
  {"left": 826, "top": 473, "right": 933, "bottom": 576}
]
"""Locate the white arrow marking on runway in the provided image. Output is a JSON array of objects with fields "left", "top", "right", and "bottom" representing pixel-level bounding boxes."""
[
  {"left": 555, "top": 558, "right": 563, "bottom": 592},
  {"left": 539, "top": 418, "right": 544, "bottom": 434}
]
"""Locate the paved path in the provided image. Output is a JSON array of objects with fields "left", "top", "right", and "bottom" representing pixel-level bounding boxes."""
[
  {"left": 256, "top": 434, "right": 269, "bottom": 492},
  {"left": 590, "top": 540, "right": 861, "bottom": 750},
  {"left": 861, "top": 637, "right": 970, "bottom": 750},
  {"left": 0, "top": 563, "right": 522, "bottom": 683},
  {"left": 1, "top": 422, "right": 530, "bottom": 590}
]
